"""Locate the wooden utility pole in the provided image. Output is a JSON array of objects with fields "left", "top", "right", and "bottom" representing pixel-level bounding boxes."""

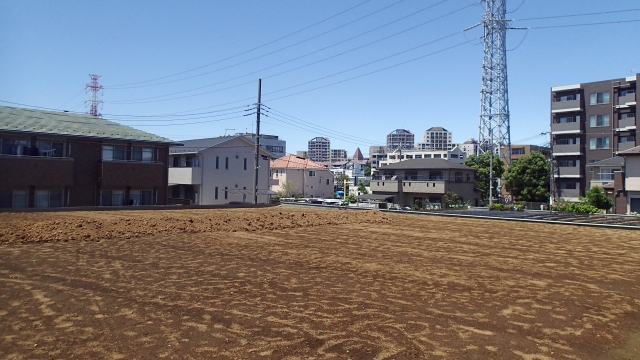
[{"left": 253, "top": 79, "right": 261, "bottom": 205}]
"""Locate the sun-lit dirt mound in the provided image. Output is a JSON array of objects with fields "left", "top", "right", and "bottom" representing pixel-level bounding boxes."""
[{"left": 0, "top": 207, "right": 390, "bottom": 244}]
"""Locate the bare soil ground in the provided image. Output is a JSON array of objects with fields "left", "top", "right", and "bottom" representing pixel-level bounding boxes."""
[{"left": 0, "top": 207, "right": 639, "bottom": 359}]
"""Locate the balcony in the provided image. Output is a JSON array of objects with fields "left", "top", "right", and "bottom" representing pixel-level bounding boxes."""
[
  {"left": 557, "top": 189, "right": 581, "bottom": 199},
  {"left": 168, "top": 166, "right": 202, "bottom": 185},
  {"left": 553, "top": 144, "right": 581, "bottom": 156},
  {"left": 551, "top": 122, "right": 581, "bottom": 134},
  {"left": 618, "top": 93, "right": 636, "bottom": 105},
  {"left": 618, "top": 141, "right": 636, "bottom": 152},
  {"left": 100, "top": 160, "right": 166, "bottom": 188},
  {"left": 617, "top": 117, "right": 636, "bottom": 130},
  {"left": 0, "top": 155, "right": 74, "bottom": 188},
  {"left": 551, "top": 99, "right": 582, "bottom": 113},
  {"left": 555, "top": 166, "right": 581, "bottom": 177}
]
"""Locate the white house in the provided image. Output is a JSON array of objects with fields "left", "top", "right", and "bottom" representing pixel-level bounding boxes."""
[
  {"left": 270, "top": 155, "right": 334, "bottom": 198},
  {"left": 168, "top": 136, "right": 272, "bottom": 205}
]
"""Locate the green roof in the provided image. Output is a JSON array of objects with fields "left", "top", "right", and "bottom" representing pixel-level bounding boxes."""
[{"left": 0, "top": 105, "right": 178, "bottom": 144}]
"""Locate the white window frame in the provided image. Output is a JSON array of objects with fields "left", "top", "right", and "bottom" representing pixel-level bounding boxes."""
[
  {"left": 102, "top": 145, "right": 126, "bottom": 161},
  {"left": 589, "top": 137, "right": 610, "bottom": 150},
  {"left": 589, "top": 114, "right": 610, "bottom": 127},
  {"left": 132, "top": 147, "right": 154, "bottom": 162},
  {"left": 589, "top": 91, "right": 610, "bottom": 105},
  {"left": 308, "top": 170, "right": 316, "bottom": 177}
]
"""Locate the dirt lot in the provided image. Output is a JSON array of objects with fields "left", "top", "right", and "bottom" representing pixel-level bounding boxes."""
[{"left": 1, "top": 207, "right": 639, "bottom": 359}]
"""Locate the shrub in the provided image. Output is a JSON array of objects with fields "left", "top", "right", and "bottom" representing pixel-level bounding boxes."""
[
  {"left": 551, "top": 201, "right": 602, "bottom": 214},
  {"left": 489, "top": 203, "right": 513, "bottom": 211}
]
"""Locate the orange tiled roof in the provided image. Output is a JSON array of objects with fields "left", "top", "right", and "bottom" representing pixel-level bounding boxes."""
[{"left": 270, "top": 154, "right": 327, "bottom": 169}]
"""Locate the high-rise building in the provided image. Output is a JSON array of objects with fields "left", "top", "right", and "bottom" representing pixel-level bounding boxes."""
[
  {"left": 550, "top": 74, "right": 637, "bottom": 202},
  {"left": 369, "top": 145, "right": 387, "bottom": 170},
  {"left": 237, "top": 133, "right": 286, "bottom": 158},
  {"left": 330, "top": 149, "right": 348, "bottom": 162},
  {"left": 386, "top": 129, "right": 414, "bottom": 150},
  {"left": 308, "top": 137, "right": 330, "bottom": 163},
  {"left": 417, "top": 127, "right": 455, "bottom": 151}
]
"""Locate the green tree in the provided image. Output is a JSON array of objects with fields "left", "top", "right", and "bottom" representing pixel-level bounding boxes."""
[
  {"left": 504, "top": 151, "right": 550, "bottom": 202},
  {"left": 364, "top": 162, "right": 371, "bottom": 176},
  {"left": 583, "top": 186, "right": 613, "bottom": 210},
  {"left": 464, "top": 152, "right": 505, "bottom": 201},
  {"left": 357, "top": 180, "right": 369, "bottom": 195},
  {"left": 277, "top": 181, "right": 299, "bottom": 198}
]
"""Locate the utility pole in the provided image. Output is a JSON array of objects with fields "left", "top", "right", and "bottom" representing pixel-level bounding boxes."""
[
  {"left": 253, "top": 79, "right": 262, "bottom": 205},
  {"left": 85, "top": 74, "right": 103, "bottom": 117}
]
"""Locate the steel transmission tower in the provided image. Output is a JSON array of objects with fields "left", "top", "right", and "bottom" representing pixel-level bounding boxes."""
[
  {"left": 86, "top": 74, "right": 103, "bottom": 117},
  {"left": 468, "top": 0, "right": 511, "bottom": 163}
]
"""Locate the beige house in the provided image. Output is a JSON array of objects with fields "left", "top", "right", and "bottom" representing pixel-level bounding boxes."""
[
  {"left": 168, "top": 136, "right": 272, "bottom": 205},
  {"left": 618, "top": 145, "right": 640, "bottom": 213},
  {"left": 371, "top": 159, "right": 480, "bottom": 207},
  {"left": 270, "top": 155, "right": 334, "bottom": 198}
]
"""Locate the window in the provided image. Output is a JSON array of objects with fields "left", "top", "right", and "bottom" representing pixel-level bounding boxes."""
[
  {"left": 455, "top": 172, "right": 463, "bottom": 182},
  {"left": 450, "top": 154, "right": 459, "bottom": 159},
  {"left": 598, "top": 168, "right": 620, "bottom": 181},
  {"left": 132, "top": 147, "right": 154, "bottom": 162},
  {"left": 224, "top": 187, "right": 228, "bottom": 200},
  {"left": 557, "top": 115, "right": 579, "bottom": 123},
  {"left": 172, "top": 156, "right": 180, "bottom": 167},
  {"left": 265, "top": 145, "right": 284, "bottom": 153},
  {"left": 434, "top": 154, "right": 441, "bottom": 158},
  {"left": 318, "top": 177, "right": 322, "bottom": 184},
  {"left": 424, "top": 154, "right": 432, "bottom": 158},
  {"left": 557, "top": 138, "right": 578, "bottom": 145},
  {"left": 619, "top": 112, "right": 635, "bottom": 119},
  {"left": 35, "top": 190, "right": 63, "bottom": 208},
  {"left": 589, "top": 114, "right": 610, "bottom": 127},
  {"left": 185, "top": 156, "right": 199, "bottom": 167},
  {"left": 215, "top": 156, "right": 219, "bottom": 169},
  {"left": 12, "top": 190, "right": 28, "bottom": 208},
  {"left": 101, "top": 190, "right": 124, "bottom": 206},
  {"left": 406, "top": 155, "right": 413, "bottom": 159},
  {"left": 558, "top": 160, "right": 578, "bottom": 167},
  {"left": 415, "top": 154, "right": 423, "bottom": 159},
  {"left": 589, "top": 91, "right": 610, "bottom": 105},
  {"left": 225, "top": 157, "right": 229, "bottom": 170},
  {"left": 589, "top": 137, "right": 610, "bottom": 150},
  {"left": 558, "top": 94, "right": 577, "bottom": 101},
  {"left": 129, "top": 190, "right": 153, "bottom": 206},
  {"left": 0, "top": 190, "right": 10, "bottom": 208},
  {"left": 244, "top": 158, "right": 247, "bottom": 170},
  {"left": 326, "top": 179, "right": 329, "bottom": 185},
  {"left": 102, "top": 145, "right": 125, "bottom": 161},
  {"left": 37, "top": 141, "right": 65, "bottom": 157},
  {"left": 308, "top": 170, "right": 316, "bottom": 177},
  {"left": 0, "top": 139, "right": 29, "bottom": 155},
  {"left": 214, "top": 187, "right": 218, "bottom": 200},
  {"left": 512, "top": 148, "right": 525, "bottom": 155},
  {"left": 467, "top": 174, "right": 471, "bottom": 182},
  {"left": 558, "top": 182, "right": 578, "bottom": 189},
  {"left": 620, "top": 89, "right": 635, "bottom": 96},
  {"left": 620, "top": 136, "right": 636, "bottom": 143}
]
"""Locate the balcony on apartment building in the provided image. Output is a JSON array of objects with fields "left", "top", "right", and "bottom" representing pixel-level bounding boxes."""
[
  {"left": 618, "top": 92, "right": 636, "bottom": 106},
  {"left": 557, "top": 189, "right": 580, "bottom": 199},
  {"left": 617, "top": 116, "right": 636, "bottom": 130},
  {"left": 168, "top": 166, "right": 202, "bottom": 185},
  {"left": 100, "top": 160, "right": 166, "bottom": 188},
  {"left": 0, "top": 154, "right": 74, "bottom": 187},
  {"left": 551, "top": 121, "right": 581, "bottom": 134},
  {"left": 618, "top": 141, "right": 636, "bottom": 152},
  {"left": 555, "top": 166, "right": 582, "bottom": 178},
  {"left": 551, "top": 98, "right": 582, "bottom": 113},
  {"left": 553, "top": 143, "right": 582, "bottom": 155}
]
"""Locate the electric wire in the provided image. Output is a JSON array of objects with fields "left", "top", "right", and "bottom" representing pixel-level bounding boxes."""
[
  {"left": 105, "top": 0, "right": 375, "bottom": 88},
  {"left": 529, "top": 19, "right": 640, "bottom": 30},
  {"left": 106, "top": 0, "right": 405, "bottom": 89},
  {"left": 516, "top": 8, "right": 640, "bottom": 21}
]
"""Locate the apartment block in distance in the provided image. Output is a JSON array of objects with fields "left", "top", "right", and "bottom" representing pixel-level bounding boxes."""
[
  {"left": 0, "top": 105, "right": 178, "bottom": 208},
  {"left": 386, "top": 129, "right": 414, "bottom": 150},
  {"left": 308, "top": 137, "right": 330, "bottom": 162},
  {"left": 550, "top": 74, "right": 637, "bottom": 201},
  {"left": 416, "top": 127, "right": 455, "bottom": 151},
  {"left": 237, "top": 132, "right": 286, "bottom": 158}
]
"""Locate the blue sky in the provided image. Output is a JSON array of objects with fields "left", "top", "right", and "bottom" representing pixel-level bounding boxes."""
[{"left": 1, "top": 0, "right": 639, "bottom": 156}]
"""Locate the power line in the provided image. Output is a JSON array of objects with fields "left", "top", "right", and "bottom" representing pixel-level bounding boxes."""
[
  {"left": 105, "top": 0, "right": 375, "bottom": 88},
  {"left": 106, "top": 0, "right": 403, "bottom": 89},
  {"left": 127, "top": 114, "right": 247, "bottom": 127},
  {"left": 105, "top": 0, "right": 466, "bottom": 104},
  {"left": 517, "top": 8, "right": 640, "bottom": 21},
  {"left": 529, "top": 19, "right": 640, "bottom": 30}
]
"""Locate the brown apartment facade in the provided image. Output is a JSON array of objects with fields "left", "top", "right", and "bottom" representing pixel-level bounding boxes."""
[
  {"left": 550, "top": 74, "right": 637, "bottom": 201},
  {"left": 0, "top": 106, "right": 178, "bottom": 209}
]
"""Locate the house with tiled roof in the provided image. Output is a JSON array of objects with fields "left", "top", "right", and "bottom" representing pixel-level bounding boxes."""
[
  {"left": 270, "top": 154, "right": 334, "bottom": 198},
  {"left": 0, "top": 105, "right": 179, "bottom": 208}
]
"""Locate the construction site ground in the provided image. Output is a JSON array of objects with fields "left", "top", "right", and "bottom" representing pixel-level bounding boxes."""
[{"left": 1, "top": 207, "right": 639, "bottom": 359}]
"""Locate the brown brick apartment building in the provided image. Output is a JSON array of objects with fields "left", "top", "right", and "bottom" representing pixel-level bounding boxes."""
[
  {"left": 0, "top": 106, "right": 179, "bottom": 208},
  {"left": 550, "top": 74, "right": 637, "bottom": 202}
]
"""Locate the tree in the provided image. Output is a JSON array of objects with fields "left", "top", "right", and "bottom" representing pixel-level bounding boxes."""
[
  {"left": 504, "top": 151, "right": 550, "bottom": 202},
  {"left": 364, "top": 162, "right": 371, "bottom": 176},
  {"left": 357, "top": 180, "right": 369, "bottom": 195},
  {"left": 464, "top": 152, "right": 505, "bottom": 201},
  {"left": 583, "top": 186, "right": 613, "bottom": 211},
  {"left": 278, "top": 181, "right": 298, "bottom": 198}
]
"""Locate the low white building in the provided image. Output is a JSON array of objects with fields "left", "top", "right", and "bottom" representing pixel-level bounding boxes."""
[
  {"left": 168, "top": 136, "right": 272, "bottom": 205},
  {"left": 378, "top": 146, "right": 467, "bottom": 168}
]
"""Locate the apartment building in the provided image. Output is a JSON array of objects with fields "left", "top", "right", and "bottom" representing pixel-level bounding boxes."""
[
  {"left": 296, "top": 150, "right": 308, "bottom": 159},
  {"left": 370, "top": 159, "right": 479, "bottom": 207},
  {"left": 0, "top": 105, "right": 177, "bottom": 208},
  {"left": 550, "top": 74, "right": 637, "bottom": 201},
  {"left": 330, "top": 149, "right": 348, "bottom": 162},
  {"left": 270, "top": 154, "right": 333, "bottom": 198},
  {"left": 168, "top": 136, "right": 272, "bottom": 205},
  {"left": 416, "top": 127, "right": 455, "bottom": 151},
  {"left": 369, "top": 145, "right": 387, "bottom": 170},
  {"left": 507, "top": 144, "right": 551, "bottom": 161},
  {"left": 386, "top": 129, "right": 414, "bottom": 150},
  {"left": 307, "top": 137, "right": 330, "bottom": 162},
  {"left": 459, "top": 138, "right": 479, "bottom": 156},
  {"left": 237, "top": 132, "right": 286, "bottom": 158}
]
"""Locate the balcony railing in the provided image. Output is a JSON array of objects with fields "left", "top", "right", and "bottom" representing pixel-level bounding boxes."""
[
  {"left": 0, "top": 154, "right": 74, "bottom": 188},
  {"left": 556, "top": 166, "right": 581, "bottom": 177},
  {"left": 618, "top": 93, "right": 636, "bottom": 105},
  {"left": 618, "top": 117, "right": 636, "bottom": 129},
  {"left": 551, "top": 122, "right": 581, "bottom": 133},
  {"left": 169, "top": 166, "right": 202, "bottom": 185},
  {"left": 618, "top": 141, "right": 636, "bottom": 152},
  {"left": 553, "top": 144, "right": 581, "bottom": 155},
  {"left": 551, "top": 99, "right": 582, "bottom": 113},
  {"left": 557, "top": 188, "right": 581, "bottom": 199},
  {"left": 100, "top": 160, "right": 166, "bottom": 188}
]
